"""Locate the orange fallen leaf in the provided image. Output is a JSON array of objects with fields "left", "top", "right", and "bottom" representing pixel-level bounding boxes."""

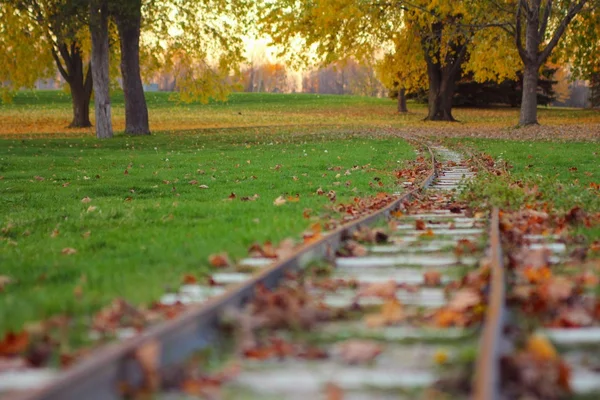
[
  {"left": 419, "top": 229, "right": 435, "bottom": 238},
  {"left": 0, "top": 331, "right": 29, "bottom": 356},
  {"left": 183, "top": 274, "right": 197, "bottom": 284},
  {"left": 364, "top": 299, "right": 404, "bottom": 328},
  {"left": 208, "top": 253, "right": 232, "bottom": 268},
  {"left": 423, "top": 270, "right": 442, "bottom": 286},
  {"left": 526, "top": 334, "right": 557, "bottom": 360},
  {"left": 415, "top": 219, "right": 426, "bottom": 230}
]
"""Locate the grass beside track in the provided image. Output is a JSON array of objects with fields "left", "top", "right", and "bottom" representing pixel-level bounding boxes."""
[
  {"left": 458, "top": 139, "right": 600, "bottom": 240},
  {"left": 0, "top": 130, "right": 415, "bottom": 334}
]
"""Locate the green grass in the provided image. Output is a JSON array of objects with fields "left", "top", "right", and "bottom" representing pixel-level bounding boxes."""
[
  {"left": 0, "top": 129, "right": 415, "bottom": 334},
  {"left": 2, "top": 90, "right": 599, "bottom": 138},
  {"left": 457, "top": 138, "right": 600, "bottom": 241}
]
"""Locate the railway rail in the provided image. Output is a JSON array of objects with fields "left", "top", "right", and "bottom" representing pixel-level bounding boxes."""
[{"left": 1, "top": 141, "right": 516, "bottom": 399}]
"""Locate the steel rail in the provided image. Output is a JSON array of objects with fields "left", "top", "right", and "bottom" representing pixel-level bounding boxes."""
[
  {"left": 10, "top": 146, "right": 437, "bottom": 400},
  {"left": 473, "top": 210, "right": 505, "bottom": 400}
]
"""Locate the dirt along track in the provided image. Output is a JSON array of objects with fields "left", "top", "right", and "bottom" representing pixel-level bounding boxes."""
[{"left": 7, "top": 143, "right": 507, "bottom": 400}]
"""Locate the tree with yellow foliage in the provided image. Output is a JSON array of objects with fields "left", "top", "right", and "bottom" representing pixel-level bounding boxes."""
[{"left": 260, "top": 0, "right": 520, "bottom": 121}]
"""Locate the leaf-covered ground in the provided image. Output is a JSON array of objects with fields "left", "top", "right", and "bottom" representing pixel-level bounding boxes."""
[
  {"left": 1, "top": 91, "right": 599, "bottom": 140},
  {"left": 0, "top": 130, "right": 415, "bottom": 334}
]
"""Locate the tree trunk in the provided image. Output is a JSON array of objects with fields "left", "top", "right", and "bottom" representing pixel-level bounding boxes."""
[
  {"left": 69, "top": 79, "right": 91, "bottom": 128},
  {"left": 68, "top": 55, "right": 93, "bottom": 128},
  {"left": 519, "top": 62, "right": 540, "bottom": 125},
  {"left": 115, "top": 1, "right": 150, "bottom": 135},
  {"left": 397, "top": 88, "right": 408, "bottom": 113},
  {"left": 425, "top": 62, "right": 458, "bottom": 121},
  {"left": 90, "top": 0, "right": 113, "bottom": 139}
]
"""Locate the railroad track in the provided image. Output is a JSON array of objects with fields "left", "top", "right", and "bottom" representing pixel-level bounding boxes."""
[{"left": 6, "top": 143, "right": 506, "bottom": 399}]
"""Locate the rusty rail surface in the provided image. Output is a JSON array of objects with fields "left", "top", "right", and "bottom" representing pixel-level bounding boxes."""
[
  {"left": 473, "top": 208, "right": 505, "bottom": 400},
  {"left": 10, "top": 146, "right": 438, "bottom": 400}
]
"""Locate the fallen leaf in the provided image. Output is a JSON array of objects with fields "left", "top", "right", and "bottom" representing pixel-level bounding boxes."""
[
  {"left": 357, "top": 280, "right": 397, "bottom": 299},
  {"left": 183, "top": 274, "right": 197, "bottom": 284},
  {"left": 0, "top": 276, "right": 12, "bottom": 291},
  {"left": 526, "top": 334, "right": 557, "bottom": 360},
  {"left": 364, "top": 299, "right": 404, "bottom": 328},
  {"left": 61, "top": 248, "right": 77, "bottom": 255},
  {"left": 81, "top": 197, "right": 92, "bottom": 203},
  {"left": 273, "top": 196, "right": 287, "bottom": 206},
  {"left": 423, "top": 270, "right": 442, "bottom": 286},
  {"left": 325, "top": 382, "right": 343, "bottom": 400},
  {"left": 334, "top": 340, "right": 382, "bottom": 364},
  {"left": 415, "top": 219, "right": 426, "bottom": 230},
  {"left": 208, "top": 253, "right": 232, "bottom": 268},
  {"left": 448, "top": 288, "right": 481, "bottom": 311},
  {"left": 198, "top": 185, "right": 209, "bottom": 189},
  {"left": 50, "top": 229, "right": 60, "bottom": 238},
  {"left": 434, "top": 349, "right": 449, "bottom": 365},
  {"left": 135, "top": 340, "right": 161, "bottom": 392},
  {"left": 0, "top": 331, "right": 29, "bottom": 356}
]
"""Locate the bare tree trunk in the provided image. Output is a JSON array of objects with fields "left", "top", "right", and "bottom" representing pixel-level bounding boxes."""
[
  {"left": 90, "top": 0, "right": 113, "bottom": 139},
  {"left": 115, "top": 0, "right": 150, "bottom": 135},
  {"left": 397, "top": 88, "right": 408, "bottom": 113},
  {"left": 519, "top": 63, "right": 539, "bottom": 125},
  {"left": 425, "top": 62, "right": 458, "bottom": 121},
  {"left": 68, "top": 57, "right": 93, "bottom": 128}
]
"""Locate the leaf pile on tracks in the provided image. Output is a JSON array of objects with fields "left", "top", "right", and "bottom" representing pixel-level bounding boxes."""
[
  {"left": 502, "top": 209, "right": 600, "bottom": 328},
  {"left": 499, "top": 204, "right": 600, "bottom": 399},
  {"left": 226, "top": 281, "right": 332, "bottom": 360},
  {"left": 501, "top": 334, "right": 570, "bottom": 400}
]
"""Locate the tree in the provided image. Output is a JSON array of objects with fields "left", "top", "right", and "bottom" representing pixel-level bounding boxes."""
[
  {"left": 513, "top": 0, "right": 590, "bottom": 125},
  {"left": 0, "top": 0, "right": 94, "bottom": 127},
  {"left": 111, "top": 0, "right": 149, "bottom": 135},
  {"left": 260, "top": 1, "right": 518, "bottom": 121},
  {"left": 0, "top": 3, "right": 54, "bottom": 103},
  {"left": 90, "top": 0, "right": 113, "bottom": 139}
]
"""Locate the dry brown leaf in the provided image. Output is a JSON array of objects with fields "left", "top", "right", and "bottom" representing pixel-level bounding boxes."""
[
  {"left": 357, "top": 280, "right": 397, "bottom": 299},
  {"left": 135, "top": 340, "right": 161, "bottom": 392},
  {"left": 334, "top": 340, "right": 383, "bottom": 364},
  {"left": 0, "top": 331, "right": 29, "bottom": 356},
  {"left": 61, "top": 248, "right": 77, "bottom": 255},
  {"left": 423, "top": 270, "right": 442, "bottom": 286},
  {"left": 81, "top": 196, "right": 91, "bottom": 203},
  {"left": 448, "top": 288, "right": 481, "bottom": 311},
  {"left": 198, "top": 184, "right": 209, "bottom": 189},
  {"left": 0, "top": 276, "right": 12, "bottom": 291},
  {"left": 364, "top": 299, "right": 404, "bottom": 328},
  {"left": 208, "top": 253, "right": 232, "bottom": 268},
  {"left": 325, "top": 382, "right": 344, "bottom": 400}
]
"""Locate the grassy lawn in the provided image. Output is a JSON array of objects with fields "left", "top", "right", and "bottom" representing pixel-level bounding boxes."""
[
  {"left": 1, "top": 90, "right": 599, "bottom": 137},
  {"left": 1, "top": 90, "right": 599, "bottom": 336},
  {"left": 0, "top": 129, "right": 415, "bottom": 334}
]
